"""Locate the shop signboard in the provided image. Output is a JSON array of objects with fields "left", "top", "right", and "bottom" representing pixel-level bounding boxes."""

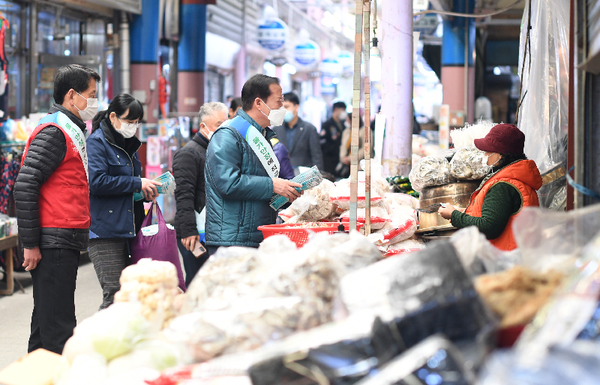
[
  {"left": 413, "top": 0, "right": 429, "bottom": 11},
  {"left": 294, "top": 40, "right": 320, "bottom": 67},
  {"left": 257, "top": 19, "right": 288, "bottom": 51},
  {"left": 320, "top": 58, "right": 342, "bottom": 76},
  {"left": 338, "top": 51, "right": 354, "bottom": 74},
  {"left": 413, "top": 14, "right": 439, "bottom": 35}
]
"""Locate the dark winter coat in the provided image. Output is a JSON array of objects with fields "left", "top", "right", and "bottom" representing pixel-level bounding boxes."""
[
  {"left": 13, "top": 104, "right": 89, "bottom": 250},
  {"left": 204, "top": 110, "right": 277, "bottom": 247},
  {"left": 87, "top": 120, "right": 145, "bottom": 239},
  {"left": 320, "top": 117, "right": 345, "bottom": 175},
  {"left": 173, "top": 133, "right": 208, "bottom": 239},
  {"left": 273, "top": 118, "right": 324, "bottom": 172}
]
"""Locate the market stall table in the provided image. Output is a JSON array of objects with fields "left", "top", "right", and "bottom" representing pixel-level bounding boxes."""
[{"left": 0, "top": 234, "right": 18, "bottom": 295}]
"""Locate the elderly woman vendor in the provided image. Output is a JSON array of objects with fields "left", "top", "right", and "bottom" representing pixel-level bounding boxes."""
[{"left": 438, "top": 124, "right": 542, "bottom": 251}]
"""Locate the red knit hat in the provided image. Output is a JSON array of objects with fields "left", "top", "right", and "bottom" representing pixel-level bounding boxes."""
[{"left": 474, "top": 123, "right": 525, "bottom": 155}]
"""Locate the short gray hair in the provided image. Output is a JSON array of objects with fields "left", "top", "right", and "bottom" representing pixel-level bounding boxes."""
[{"left": 199, "top": 102, "right": 228, "bottom": 123}]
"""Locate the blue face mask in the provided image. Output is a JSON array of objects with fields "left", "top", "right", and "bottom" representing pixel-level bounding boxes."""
[{"left": 284, "top": 111, "right": 294, "bottom": 123}]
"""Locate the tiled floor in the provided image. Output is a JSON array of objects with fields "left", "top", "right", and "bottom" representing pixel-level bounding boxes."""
[{"left": 0, "top": 256, "right": 102, "bottom": 369}]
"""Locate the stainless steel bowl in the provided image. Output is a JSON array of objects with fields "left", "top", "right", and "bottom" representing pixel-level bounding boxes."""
[{"left": 418, "top": 181, "right": 481, "bottom": 231}]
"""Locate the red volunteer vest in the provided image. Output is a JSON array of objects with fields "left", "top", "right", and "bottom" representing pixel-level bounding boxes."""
[
  {"left": 464, "top": 160, "right": 542, "bottom": 251},
  {"left": 22, "top": 118, "right": 90, "bottom": 229}
]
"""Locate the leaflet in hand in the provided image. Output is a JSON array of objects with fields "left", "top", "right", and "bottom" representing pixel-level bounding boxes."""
[
  {"left": 270, "top": 166, "right": 323, "bottom": 210},
  {"left": 134, "top": 171, "right": 176, "bottom": 201}
]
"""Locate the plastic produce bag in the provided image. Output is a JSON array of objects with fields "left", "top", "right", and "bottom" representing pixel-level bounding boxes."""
[
  {"left": 512, "top": 205, "right": 600, "bottom": 272},
  {"left": 247, "top": 316, "right": 401, "bottom": 385},
  {"left": 409, "top": 156, "right": 454, "bottom": 192},
  {"left": 175, "top": 232, "right": 381, "bottom": 362},
  {"left": 383, "top": 238, "right": 426, "bottom": 257},
  {"left": 340, "top": 241, "right": 496, "bottom": 335},
  {"left": 450, "top": 120, "right": 495, "bottom": 149},
  {"left": 450, "top": 226, "right": 520, "bottom": 276},
  {"left": 371, "top": 204, "right": 417, "bottom": 246},
  {"left": 283, "top": 180, "right": 336, "bottom": 223},
  {"left": 329, "top": 179, "right": 384, "bottom": 210},
  {"left": 289, "top": 179, "right": 336, "bottom": 222},
  {"left": 450, "top": 146, "right": 491, "bottom": 180},
  {"left": 513, "top": 233, "right": 600, "bottom": 362},
  {"left": 165, "top": 296, "right": 329, "bottom": 362},
  {"left": 339, "top": 207, "right": 390, "bottom": 230},
  {"left": 382, "top": 192, "right": 419, "bottom": 209},
  {"left": 479, "top": 341, "right": 600, "bottom": 385},
  {"left": 355, "top": 335, "right": 477, "bottom": 385},
  {"left": 131, "top": 202, "right": 186, "bottom": 291},
  {"left": 114, "top": 259, "right": 181, "bottom": 328}
]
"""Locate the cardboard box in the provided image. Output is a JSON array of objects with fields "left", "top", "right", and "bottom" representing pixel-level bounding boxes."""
[{"left": 0, "top": 349, "right": 62, "bottom": 385}]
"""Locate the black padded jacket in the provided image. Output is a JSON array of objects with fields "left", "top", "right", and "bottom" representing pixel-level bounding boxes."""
[
  {"left": 172, "top": 133, "right": 209, "bottom": 240},
  {"left": 13, "top": 104, "right": 89, "bottom": 250}
]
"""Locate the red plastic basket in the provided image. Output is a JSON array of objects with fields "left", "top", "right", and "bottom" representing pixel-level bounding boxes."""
[{"left": 258, "top": 223, "right": 339, "bottom": 247}]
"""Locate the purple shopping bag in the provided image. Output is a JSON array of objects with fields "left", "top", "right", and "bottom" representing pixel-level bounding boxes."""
[{"left": 130, "top": 202, "right": 186, "bottom": 291}]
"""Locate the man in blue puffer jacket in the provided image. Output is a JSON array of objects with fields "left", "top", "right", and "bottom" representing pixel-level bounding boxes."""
[{"left": 205, "top": 74, "right": 302, "bottom": 251}]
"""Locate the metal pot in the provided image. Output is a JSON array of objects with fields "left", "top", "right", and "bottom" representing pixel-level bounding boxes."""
[{"left": 417, "top": 181, "right": 481, "bottom": 231}]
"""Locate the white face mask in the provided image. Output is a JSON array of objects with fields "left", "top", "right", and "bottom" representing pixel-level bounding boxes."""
[
  {"left": 481, "top": 154, "right": 489, "bottom": 168},
  {"left": 259, "top": 99, "right": 287, "bottom": 126},
  {"left": 481, "top": 153, "right": 499, "bottom": 169},
  {"left": 117, "top": 120, "right": 139, "bottom": 138},
  {"left": 75, "top": 92, "right": 99, "bottom": 122},
  {"left": 338, "top": 111, "right": 348, "bottom": 121},
  {"left": 201, "top": 123, "right": 214, "bottom": 140}
]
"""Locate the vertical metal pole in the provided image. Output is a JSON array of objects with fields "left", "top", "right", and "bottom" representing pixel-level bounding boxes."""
[
  {"left": 574, "top": 0, "right": 585, "bottom": 208},
  {"left": 363, "top": 0, "right": 372, "bottom": 235},
  {"left": 350, "top": 0, "right": 363, "bottom": 231}
]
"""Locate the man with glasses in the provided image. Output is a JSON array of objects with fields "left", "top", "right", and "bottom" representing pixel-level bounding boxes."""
[{"left": 204, "top": 74, "right": 302, "bottom": 252}]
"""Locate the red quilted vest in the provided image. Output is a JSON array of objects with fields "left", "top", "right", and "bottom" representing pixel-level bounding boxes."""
[
  {"left": 22, "top": 119, "right": 90, "bottom": 229},
  {"left": 464, "top": 160, "right": 542, "bottom": 251}
]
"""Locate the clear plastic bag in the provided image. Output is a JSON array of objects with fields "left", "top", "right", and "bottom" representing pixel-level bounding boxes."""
[
  {"left": 329, "top": 179, "right": 384, "bottom": 210},
  {"left": 517, "top": 0, "right": 568, "bottom": 207},
  {"left": 517, "top": 0, "right": 569, "bottom": 175},
  {"left": 176, "top": 232, "right": 383, "bottom": 362},
  {"left": 450, "top": 120, "right": 496, "bottom": 149},
  {"left": 340, "top": 241, "right": 496, "bottom": 327},
  {"left": 479, "top": 341, "right": 600, "bottom": 385},
  {"left": 512, "top": 205, "right": 600, "bottom": 272},
  {"left": 371, "top": 204, "right": 417, "bottom": 246},
  {"left": 408, "top": 156, "right": 454, "bottom": 192},
  {"left": 450, "top": 226, "right": 520, "bottom": 276},
  {"left": 383, "top": 237, "right": 426, "bottom": 257},
  {"left": 339, "top": 207, "right": 390, "bottom": 230},
  {"left": 449, "top": 146, "right": 491, "bottom": 180},
  {"left": 287, "top": 179, "right": 336, "bottom": 222},
  {"left": 355, "top": 336, "right": 477, "bottom": 385}
]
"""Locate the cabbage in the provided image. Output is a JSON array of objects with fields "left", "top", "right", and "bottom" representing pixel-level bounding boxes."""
[
  {"left": 66, "top": 302, "right": 152, "bottom": 361},
  {"left": 107, "top": 340, "right": 183, "bottom": 375}
]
